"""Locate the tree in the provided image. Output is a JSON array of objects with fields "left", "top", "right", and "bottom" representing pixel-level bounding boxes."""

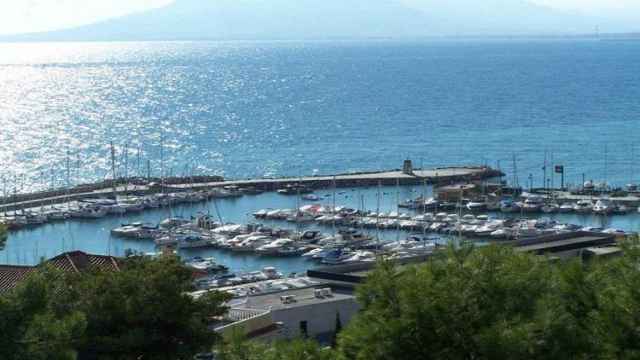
[
  {"left": 332, "top": 312, "right": 342, "bottom": 347},
  {"left": 0, "top": 255, "right": 231, "bottom": 360},
  {"left": 217, "top": 334, "right": 334, "bottom": 360},
  {"left": 337, "top": 244, "right": 581, "bottom": 359},
  {"left": 0, "top": 222, "right": 7, "bottom": 248},
  {"left": 72, "top": 255, "right": 231, "bottom": 359},
  {"left": 0, "top": 266, "right": 86, "bottom": 360}
]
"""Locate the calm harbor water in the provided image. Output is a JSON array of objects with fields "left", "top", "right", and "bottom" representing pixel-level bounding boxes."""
[
  {"left": 2, "top": 39, "right": 640, "bottom": 269},
  {"left": 3, "top": 184, "right": 640, "bottom": 271}
]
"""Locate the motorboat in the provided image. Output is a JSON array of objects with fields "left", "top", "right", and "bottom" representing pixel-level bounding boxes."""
[
  {"left": 184, "top": 257, "right": 228, "bottom": 273},
  {"left": 111, "top": 222, "right": 160, "bottom": 239},
  {"left": 302, "top": 194, "right": 320, "bottom": 201},
  {"left": 593, "top": 199, "right": 614, "bottom": 215},
  {"left": 500, "top": 199, "right": 520, "bottom": 213},
  {"left": 466, "top": 199, "right": 487, "bottom": 212},
  {"left": 321, "top": 248, "right": 353, "bottom": 265},
  {"left": 256, "top": 238, "right": 295, "bottom": 256},
  {"left": 522, "top": 196, "right": 544, "bottom": 213},
  {"left": 573, "top": 200, "right": 594, "bottom": 214},
  {"left": 541, "top": 203, "right": 559, "bottom": 214},
  {"left": 558, "top": 203, "right": 574, "bottom": 213},
  {"left": 160, "top": 217, "right": 192, "bottom": 229}
]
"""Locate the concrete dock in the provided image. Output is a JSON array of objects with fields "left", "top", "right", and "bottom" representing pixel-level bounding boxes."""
[{"left": 0, "top": 165, "right": 502, "bottom": 213}]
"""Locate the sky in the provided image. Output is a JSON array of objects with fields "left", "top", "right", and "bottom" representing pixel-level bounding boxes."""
[{"left": 0, "top": 0, "right": 638, "bottom": 35}]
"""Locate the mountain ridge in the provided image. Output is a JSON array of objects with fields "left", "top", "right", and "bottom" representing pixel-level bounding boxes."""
[{"left": 0, "top": 0, "right": 620, "bottom": 42}]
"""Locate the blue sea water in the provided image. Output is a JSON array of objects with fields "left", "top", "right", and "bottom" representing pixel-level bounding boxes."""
[{"left": 2, "top": 39, "right": 640, "bottom": 270}]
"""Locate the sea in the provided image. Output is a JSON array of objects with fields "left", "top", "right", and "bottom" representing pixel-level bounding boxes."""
[{"left": 1, "top": 39, "right": 640, "bottom": 272}]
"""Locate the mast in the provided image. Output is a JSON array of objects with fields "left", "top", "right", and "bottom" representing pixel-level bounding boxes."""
[
  {"left": 160, "top": 127, "right": 165, "bottom": 194},
  {"left": 376, "top": 180, "right": 381, "bottom": 252},
  {"left": 543, "top": 149, "right": 548, "bottom": 190},
  {"left": 332, "top": 175, "right": 336, "bottom": 236},
  {"left": 604, "top": 144, "right": 608, "bottom": 188},
  {"left": 512, "top": 153, "right": 519, "bottom": 189},
  {"left": 396, "top": 177, "right": 400, "bottom": 242},
  {"left": 110, "top": 141, "right": 117, "bottom": 199}
]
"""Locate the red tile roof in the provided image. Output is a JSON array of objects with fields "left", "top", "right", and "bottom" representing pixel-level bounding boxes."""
[{"left": 0, "top": 251, "right": 120, "bottom": 294}]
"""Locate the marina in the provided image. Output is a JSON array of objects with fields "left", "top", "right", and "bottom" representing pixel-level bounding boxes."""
[{"left": 3, "top": 165, "right": 640, "bottom": 275}]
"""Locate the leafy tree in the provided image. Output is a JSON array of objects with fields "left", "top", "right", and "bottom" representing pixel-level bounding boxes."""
[
  {"left": 338, "top": 244, "right": 562, "bottom": 359},
  {"left": 0, "top": 266, "right": 86, "bottom": 360},
  {"left": 0, "top": 222, "right": 7, "bottom": 248},
  {"left": 332, "top": 312, "right": 342, "bottom": 347},
  {"left": 0, "top": 255, "right": 230, "bottom": 360},
  {"left": 72, "top": 255, "right": 231, "bottom": 360},
  {"left": 217, "top": 334, "right": 334, "bottom": 360}
]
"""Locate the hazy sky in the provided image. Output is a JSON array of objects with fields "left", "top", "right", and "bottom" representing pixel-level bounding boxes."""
[{"left": 0, "top": 0, "right": 638, "bottom": 35}]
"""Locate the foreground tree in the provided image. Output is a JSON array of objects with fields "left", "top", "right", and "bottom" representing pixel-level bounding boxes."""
[
  {"left": 0, "top": 255, "right": 230, "bottom": 360},
  {"left": 0, "top": 222, "right": 7, "bottom": 248},
  {"left": 0, "top": 266, "right": 86, "bottom": 360},
  {"left": 217, "top": 334, "right": 333, "bottom": 360},
  {"left": 72, "top": 255, "right": 231, "bottom": 359},
  {"left": 335, "top": 243, "right": 636, "bottom": 360}
]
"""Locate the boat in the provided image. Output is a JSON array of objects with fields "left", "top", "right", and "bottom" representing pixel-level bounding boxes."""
[
  {"left": 541, "top": 203, "right": 559, "bottom": 214},
  {"left": 321, "top": 248, "right": 353, "bottom": 265},
  {"left": 111, "top": 223, "right": 160, "bottom": 239},
  {"left": 160, "top": 217, "right": 192, "bottom": 229},
  {"left": 302, "top": 194, "right": 320, "bottom": 201},
  {"left": 256, "top": 238, "right": 295, "bottom": 256},
  {"left": 593, "top": 199, "right": 614, "bottom": 215},
  {"left": 466, "top": 199, "right": 487, "bottom": 212},
  {"left": 558, "top": 203, "right": 574, "bottom": 213},
  {"left": 522, "top": 196, "right": 544, "bottom": 213},
  {"left": 500, "top": 199, "right": 520, "bottom": 213},
  {"left": 70, "top": 205, "right": 108, "bottom": 219},
  {"left": 185, "top": 257, "right": 228, "bottom": 273},
  {"left": 574, "top": 200, "right": 594, "bottom": 214}
]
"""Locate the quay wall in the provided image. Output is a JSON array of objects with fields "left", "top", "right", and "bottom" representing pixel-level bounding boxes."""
[{"left": 0, "top": 166, "right": 502, "bottom": 212}]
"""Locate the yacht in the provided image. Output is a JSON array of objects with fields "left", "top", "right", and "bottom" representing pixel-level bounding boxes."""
[
  {"left": 558, "top": 203, "right": 574, "bottom": 213},
  {"left": 574, "top": 200, "right": 594, "bottom": 214},
  {"left": 302, "top": 194, "right": 320, "bottom": 201},
  {"left": 466, "top": 199, "right": 487, "bottom": 212},
  {"left": 522, "top": 196, "right": 544, "bottom": 213},
  {"left": 500, "top": 199, "right": 519, "bottom": 213},
  {"left": 593, "top": 199, "right": 614, "bottom": 215},
  {"left": 541, "top": 203, "right": 559, "bottom": 214},
  {"left": 256, "top": 238, "right": 295, "bottom": 256},
  {"left": 184, "top": 257, "right": 228, "bottom": 273}
]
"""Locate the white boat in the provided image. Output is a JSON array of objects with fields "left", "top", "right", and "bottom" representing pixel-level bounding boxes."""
[
  {"left": 558, "top": 203, "right": 574, "bottom": 213},
  {"left": 500, "top": 200, "right": 519, "bottom": 213},
  {"left": 574, "top": 200, "right": 594, "bottom": 214},
  {"left": 256, "top": 238, "right": 295, "bottom": 255},
  {"left": 70, "top": 206, "right": 108, "bottom": 219},
  {"left": 541, "top": 203, "right": 559, "bottom": 214},
  {"left": 302, "top": 194, "right": 320, "bottom": 201},
  {"left": 185, "top": 257, "right": 228, "bottom": 273},
  {"left": 253, "top": 209, "right": 269, "bottom": 218},
  {"left": 593, "top": 199, "right": 614, "bottom": 215},
  {"left": 522, "top": 196, "right": 544, "bottom": 213},
  {"left": 160, "top": 217, "right": 191, "bottom": 229},
  {"left": 466, "top": 199, "right": 487, "bottom": 212}
]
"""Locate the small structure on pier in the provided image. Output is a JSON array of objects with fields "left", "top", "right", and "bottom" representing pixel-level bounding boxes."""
[{"left": 402, "top": 159, "right": 414, "bottom": 175}]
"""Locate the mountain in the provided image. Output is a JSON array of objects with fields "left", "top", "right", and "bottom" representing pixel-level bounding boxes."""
[{"left": 0, "top": 0, "right": 614, "bottom": 42}]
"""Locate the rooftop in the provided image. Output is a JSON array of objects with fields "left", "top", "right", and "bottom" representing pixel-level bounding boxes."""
[
  {"left": 239, "top": 287, "right": 355, "bottom": 311},
  {"left": 0, "top": 251, "right": 120, "bottom": 293}
]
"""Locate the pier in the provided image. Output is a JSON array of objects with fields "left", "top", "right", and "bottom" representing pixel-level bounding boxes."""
[{"left": 0, "top": 165, "right": 502, "bottom": 213}]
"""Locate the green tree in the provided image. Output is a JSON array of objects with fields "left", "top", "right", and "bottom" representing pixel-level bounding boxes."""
[
  {"left": 0, "top": 266, "right": 86, "bottom": 360},
  {"left": 338, "top": 244, "right": 557, "bottom": 360},
  {"left": 72, "top": 255, "right": 231, "bottom": 360},
  {"left": 217, "top": 334, "right": 333, "bottom": 360},
  {"left": 0, "top": 222, "right": 8, "bottom": 248}
]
